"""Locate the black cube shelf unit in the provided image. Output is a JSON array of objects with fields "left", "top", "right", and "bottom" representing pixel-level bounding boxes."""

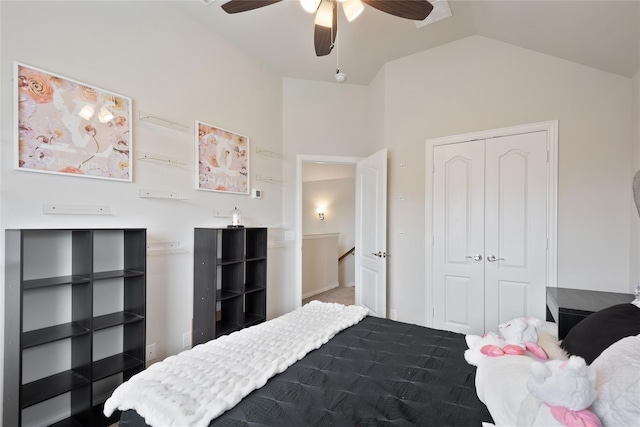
[
  {"left": 193, "top": 227, "right": 267, "bottom": 346},
  {"left": 4, "top": 228, "right": 146, "bottom": 427}
]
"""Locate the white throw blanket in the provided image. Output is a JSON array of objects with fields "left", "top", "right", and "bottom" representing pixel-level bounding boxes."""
[{"left": 103, "top": 301, "right": 370, "bottom": 427}]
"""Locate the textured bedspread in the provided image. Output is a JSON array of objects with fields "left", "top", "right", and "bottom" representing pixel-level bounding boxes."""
[
  {"left": 106, "top": 302, "right": 369, "bottom": 426},
  {"left": 120, "top": 315, "right": 492, "bottom": 427}
]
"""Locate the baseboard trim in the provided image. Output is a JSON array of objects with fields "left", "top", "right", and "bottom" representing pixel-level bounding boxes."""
[{"left": 302, "top": 282, "right": 340, "bottom": 299}]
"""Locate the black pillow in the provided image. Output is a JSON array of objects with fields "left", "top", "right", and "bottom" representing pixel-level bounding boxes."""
[{"left": 560, "top": 303, "right": 640, "bottom": 364}]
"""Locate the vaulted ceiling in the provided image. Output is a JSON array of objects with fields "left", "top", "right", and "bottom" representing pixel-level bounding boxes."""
[{"left": 172, "top": 0, "right": 640, "bottom": 85}]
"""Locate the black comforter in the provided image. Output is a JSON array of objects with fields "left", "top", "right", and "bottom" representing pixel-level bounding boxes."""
[{"left": 120, "top": 316, "right": 492, "bottom": 426}]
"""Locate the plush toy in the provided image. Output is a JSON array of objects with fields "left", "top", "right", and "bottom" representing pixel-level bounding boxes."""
[
  {"left": 464, "top": 332, "right": 525, "bottom": 366},
  {"left": 499, "top": 317, "right": 549, "bottom": 360},
  {"left": 523, "top": 356, "right": 601, "bottom": 427}
]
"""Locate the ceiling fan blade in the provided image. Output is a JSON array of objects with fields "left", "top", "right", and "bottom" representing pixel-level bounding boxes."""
[
  {"left": 221, "top": 0, "right": 283, "bottom": 14},
  {"left": 361, "top": 0, "right": 434, "bottom": 21},
  {"left": 314, "top": 1, "right": 337, "bottom": 56}
]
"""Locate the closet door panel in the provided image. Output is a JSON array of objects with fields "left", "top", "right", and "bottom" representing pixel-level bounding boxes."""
[
  {"left": 432, "top": 141, "right": 485, "bottom": 334},
  {"left": 484, "top": 131, "right": 548, "bottom": 329}
]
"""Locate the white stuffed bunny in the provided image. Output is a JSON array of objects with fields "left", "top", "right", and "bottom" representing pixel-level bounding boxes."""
[
  {"left": 524, "top": 356, "right": 601, "bottom": 427},
  {"left": 499, "top": 317, "right": 549, "bottom": 360}
]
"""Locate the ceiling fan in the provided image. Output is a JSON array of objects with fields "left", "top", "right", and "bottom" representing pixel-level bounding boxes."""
[{"left": 220, "top": 0, "right": 434, "bottom": 56}]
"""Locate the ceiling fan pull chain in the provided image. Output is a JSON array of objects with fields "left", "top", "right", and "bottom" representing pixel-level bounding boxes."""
[
  {"left": 334, "top": 9, "right": 346, "bottom": 83},
  {"left": 336, "top": 16, "right": 339, "bottom": 74}
]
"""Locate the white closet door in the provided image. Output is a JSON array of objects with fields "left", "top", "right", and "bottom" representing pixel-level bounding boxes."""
[
  {"left": 484, "top": 131, "right": 548, "bottom": 329},
  {"left": 432, "top": 131, "right": 549, "bottom": 334},
  {"left": 432, "top": 141, "right": 486, "bottom": 334}
]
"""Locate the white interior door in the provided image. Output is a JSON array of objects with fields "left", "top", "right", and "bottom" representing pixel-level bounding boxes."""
[
  {"left": 432, "top": 141, "right": 486, "bottom": 334},
  {"left": 484, "top": 131, "right": 548, "bottom": 327},
  {"left": 432, "top": 131, "right": 548, "bottom": 334},
  {"left": 355, "top": 149, "right": 387, "bottom": 317}
]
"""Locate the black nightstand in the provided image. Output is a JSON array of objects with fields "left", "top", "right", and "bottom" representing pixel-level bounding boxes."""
[{"left": 546, "top": 287, "right": 634, "bottom": 339}]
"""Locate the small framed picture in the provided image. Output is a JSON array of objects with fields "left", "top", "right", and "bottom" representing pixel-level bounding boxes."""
[
  {"left": 14, "top": 62, "right": 132, "bottom": 181},
  {"left": 196, "top": 121, "right": 249, "bottom": 194}
]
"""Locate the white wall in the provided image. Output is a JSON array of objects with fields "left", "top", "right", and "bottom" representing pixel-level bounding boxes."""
[
  {"left": 303, "top": 177, "right": 356, "bottom": 256},
  {"left": 0, "top": 0, "right": 283, "bottom": 393},
  {"left": 302, "top": 233, "right": 339, "bottom": 297},
  {"left": 384, "top": 35, "right": 635, "bottom": 324}
]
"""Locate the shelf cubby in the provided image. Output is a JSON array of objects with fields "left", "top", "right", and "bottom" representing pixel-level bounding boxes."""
[
  {"left": 22, "top": 322, "right": 90, "bottom": 349},
  {"left": 22, "top": 370, "right": 90, "bottom": 409}
]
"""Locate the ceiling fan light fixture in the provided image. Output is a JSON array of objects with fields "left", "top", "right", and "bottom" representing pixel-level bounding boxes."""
[
  {"left": 314, "top": 0, "right": 334, "bottom": 28},
  {"left": 300, "top": 0, "right": 321, "bottom": 13},
  {"left": 342, "top": 0, "right": 364, "bottom": 22},
  {"left": 97, "top": 99, "right": 116, "bottom": 123}
]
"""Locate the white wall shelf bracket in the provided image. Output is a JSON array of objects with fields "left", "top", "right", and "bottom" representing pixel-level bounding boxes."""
[
  {"left": 147, "top": 241, "right": 188, "bottom": 256},
  {"left": 256, "top": 174, "right": 283, "bottom": 184},
  {"left": 137, "top": 151, "right": 189, "bottom": 169},
  {"left": 139, "top": 189, "right": 187, "bottom": 200},
  {"left": 43, "top": 204, "right": 112, "bottom": 215},
  {"left": 256, "top": 147, "right": 283, "bottom": 160},
  {"left": 138, "top": 111, "right": 189, "bottom": 131}
]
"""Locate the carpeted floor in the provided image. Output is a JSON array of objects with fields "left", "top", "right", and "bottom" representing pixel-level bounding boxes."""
[{"left": 302, "top": 286, "right": 355, "bottom": 306}]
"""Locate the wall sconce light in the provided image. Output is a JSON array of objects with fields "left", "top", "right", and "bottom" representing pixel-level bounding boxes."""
[{"left": 316, "top": 208, "right": 325, "bottom": 220}]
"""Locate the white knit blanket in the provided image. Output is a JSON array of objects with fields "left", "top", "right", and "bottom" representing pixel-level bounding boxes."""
[{"left": 103, "top": 301, "right": 369, "bottom": 427}]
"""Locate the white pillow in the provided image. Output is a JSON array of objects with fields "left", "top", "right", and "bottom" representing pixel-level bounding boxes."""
[{"left": 590, "top": 334, "right": 640, "bottom": 426}]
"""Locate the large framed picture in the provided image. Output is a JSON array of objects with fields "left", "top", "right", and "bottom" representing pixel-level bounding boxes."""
[
  {"left": 14, "top": 62, "right": 132, "bottom": 181},
  {"left": 196, "top": 121, "right": 249, "bottom": 194}
]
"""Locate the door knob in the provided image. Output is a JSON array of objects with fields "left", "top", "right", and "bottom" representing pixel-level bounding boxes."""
[
  {"left": 487, "top": 255, "right": 505, "bottom": 262},
  {"left": 465, "top": 254, "right": 482, "bottom": 261},
  {"left": 371, "top": 251, "right": 382, "bottom": 258}
]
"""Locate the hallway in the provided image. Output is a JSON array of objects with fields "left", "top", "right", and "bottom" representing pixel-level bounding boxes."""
[{"left": 302, "top": 286, "right": 355, "bottom": 306}]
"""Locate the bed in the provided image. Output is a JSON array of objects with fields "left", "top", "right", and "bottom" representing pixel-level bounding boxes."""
[
  {"left": 109, "top": 299, "right": 640, "bottom": 427},
  {"left": 109, "top": 302, "right": 494, "bottom": 427}
]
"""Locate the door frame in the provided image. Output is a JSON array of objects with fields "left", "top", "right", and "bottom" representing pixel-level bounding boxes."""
[
  {"left": 424, "top": 120, "right": 558, "bottom": 328},
  {"left": 295, "top": 154, "right": 362, "bottom": 308}
]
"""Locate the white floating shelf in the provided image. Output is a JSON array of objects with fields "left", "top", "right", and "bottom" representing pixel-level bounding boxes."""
[
  {"left": 256, "top": 174, "right": 283, "bottom": 184},
  {"left": 147, "top": 241, "right": 188, "bottom": 256},
  {"left": 139, "top": 112, "right": 189, "bottom": 131},
  {"left": 43, "top": 204, "right": 112, "bottom": 215},
  {"left": 139, "top": 189, "right": 188, "bottom": 200},
  {"left": 213, "top": 210, "right": 230, "bottom": 218},
  {"left": 256, "top": 147, "right": 283, "bottom": 159},
  {"left": 137, "top": 151, "right": 189, "bottom": 168}
]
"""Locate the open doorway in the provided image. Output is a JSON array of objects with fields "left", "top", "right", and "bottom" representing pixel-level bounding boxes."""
[
  {"left": 298, "top": 158, "right": 357, "bottom": 307},
  {"left": 295, "top": 150, "right": 388, "bottom": 317}
]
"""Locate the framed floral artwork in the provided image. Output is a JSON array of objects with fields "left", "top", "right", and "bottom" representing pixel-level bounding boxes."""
[
  {"left": 14, "top": 62, "right": 132, "bottom": 181},
  {"left": 196, "top": 121, "right": 249, "bottom": 194}
]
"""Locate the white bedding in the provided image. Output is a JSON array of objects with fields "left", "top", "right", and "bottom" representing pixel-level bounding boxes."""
[
  {"left": 590, "top": 334, "right": 640, "bottom": 426},
  {"left": 470, "top": 330, "right": 640, "bottom": 427},
  {"left": 103, "top": 301, "right": 369, "bottom": 427}
]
